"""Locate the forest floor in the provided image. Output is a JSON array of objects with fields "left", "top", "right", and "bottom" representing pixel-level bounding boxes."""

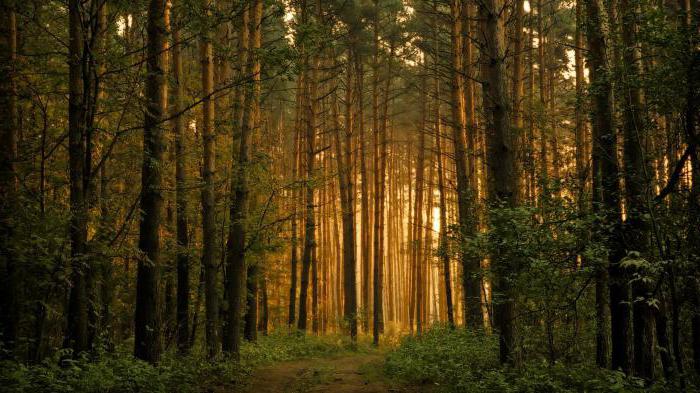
[{"left": 242, "top": 352, "right": 430, "bottom": 393}]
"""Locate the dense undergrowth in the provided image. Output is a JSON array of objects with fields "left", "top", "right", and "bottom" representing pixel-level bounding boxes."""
[
  {"left": 0, "top": 332, "right": 361, "bottom": 393},
  {"left": 384, "top": 326, "right": 692, "bottom": 393}
]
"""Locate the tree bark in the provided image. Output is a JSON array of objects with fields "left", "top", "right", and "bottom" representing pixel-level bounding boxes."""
[
  {"left": 224, "top": 1, "right": 251, "bottom": 358},
  {"left": 583, "top": 0, "right": 632, "bottom": 373},
  {"left": 479, "top": 0, "right": 518, "bottom": 363},
  {"left": 0, "top": 0, "right": 18, "bottom": 357},
  {"left": 135, "top": 0, "right": 168, "bottom": 364},
  {"left": 171, "top": 7, "right": 190, "bottom": 355},
  {"left": 66, "top": 0, "right": 89, "bottom": 355},
  {"left": 618, "top": 0, "right": 655, "bottom": 379},
  {"left": 451, "top": 0, "right": 482, "bottom": 330}
]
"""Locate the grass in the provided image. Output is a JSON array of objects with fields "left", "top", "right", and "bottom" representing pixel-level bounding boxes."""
[{"left": 0, "top": 331, "right": 362, "bottom": 393}]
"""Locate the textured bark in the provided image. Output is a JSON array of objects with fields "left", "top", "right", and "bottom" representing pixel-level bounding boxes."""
[
  {"left": 479, "top": 0, "right": 517, "bottom": 363},
  {"left": 224, "top": 2, "right": 251, "bottom": 358},
  {"left": 135, "top": 0, "right": 167, "bottom": 364}
]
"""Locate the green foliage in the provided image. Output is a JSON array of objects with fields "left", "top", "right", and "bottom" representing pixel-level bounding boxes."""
[
  {"left": 384, "top": 325, "right": 499, "bottom": 389},
  {"left": 0, "top": 332, "right": 353, "bottom": 393},
  {"left": 384, "top": 326, "right": 682, "bottom": 393}
]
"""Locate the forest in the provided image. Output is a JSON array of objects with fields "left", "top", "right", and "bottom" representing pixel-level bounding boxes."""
[{"left": 0, "top": 0, "right": 699, "bottom": 391}]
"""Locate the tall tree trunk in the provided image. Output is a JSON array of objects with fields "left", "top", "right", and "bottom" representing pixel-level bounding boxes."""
[
  {"left": 575, "top": 0, "right": 609, "bottom": 368},
  {"left": 297, "top": 0, "right": 317, "bottom": 333},
  {"left": 412, "top": 76, "right": 427, "bottom": 335},
  {"left": 479, "top": 0, "right": 518, "bottom": 363},
  {"left": 335, "top": 52, "right": 358, "bottom": 340},
  {"left": 537, "top": 0, "right": 548, "bottom": 185},
  {"left": 0, "top": 0, "right": 18, "bottom": 357},
  {"left": 244, "top": 0, "right": 263, "bottom": 343},
  {"left": 200, "top": 0, "right": 219, "bottom": 358},
  {"left": 66, "top": 0, "right": 89, "bottom": 355},
  {"left": 512, "top": 0, "right": 525, "bottom": 200},
  {"left": 583, "top": 0, "right": 631, "bottom": 373},
  {"left": 357, "top": 57, "right": 371, "bottom": 335},
  {"left": 435, "top": 74, "right": 454, "bottom": 330},
  {"left": 619, "top": 0, "right": 654, "bottom": 379},
  {"left": 288, "top": 115, "right": 301, "bottom": 328},
  {"left": 135, "top": 0, "right": 168, "bottom": 364},
  {"left": 679, "top": 0, "right": 700, "bottom": 373},
  {"left": 451, "top": 0, "right": 482, "bottom": 329},
  {"left": 171, "top": 8, "right": 190, "bottom": 355},
  {"left": 224, "top": 1, "right": 251, "bottom": 359},
  {"left": 371, "top": 6, "right": 390, "bottom": 344}
]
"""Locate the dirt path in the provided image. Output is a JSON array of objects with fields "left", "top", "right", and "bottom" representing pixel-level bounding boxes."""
[{"left": 244, "top": 353, "right": 418, "bottom": 393}]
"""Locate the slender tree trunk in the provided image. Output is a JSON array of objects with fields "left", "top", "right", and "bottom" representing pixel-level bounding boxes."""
[
  {"left": 288, "top": 116, "right": 301, "bottom": 328},
  {"left": 512, "top": 0, "right": 525, "bottom": 199},
  {"left": 171, "top": 9, "right": 190, "bottom": 355},
  {"left": 357, "top": 56, "right": 371, "bottom": 335},
  {"left": 66, "top": 0, "right": 89, "bottom": 355},
  {"left": 412, "top": 76, "right": 427, "bottom": 335},
  {"left": 243, "top": 0, "right": 263, "bottom": 343},
  {"left": 335, "top": 52, "right": 358, "bottom": 340},
  {"left": 199, "top": 0, "right": 219, "bottom": 358},
  {"left": 451, "top": 0, "right": 482, "bottom": 329},
  {"left": 537, "top": 0, "right": 548, "bottom": 185},
  {"left": 436, "top": 79, "right": 454, "bottom": 329},
  {"left": 135, "top": 0, "right": 167, "bottom": 364}
]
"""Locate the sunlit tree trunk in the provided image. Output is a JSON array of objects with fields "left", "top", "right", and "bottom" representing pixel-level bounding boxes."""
[
  {"left": 537, "top": 0, "right": 548, "bottom": 185},
  {"left": 451, "top": 0, "right": 482, "bottom": 329}
]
